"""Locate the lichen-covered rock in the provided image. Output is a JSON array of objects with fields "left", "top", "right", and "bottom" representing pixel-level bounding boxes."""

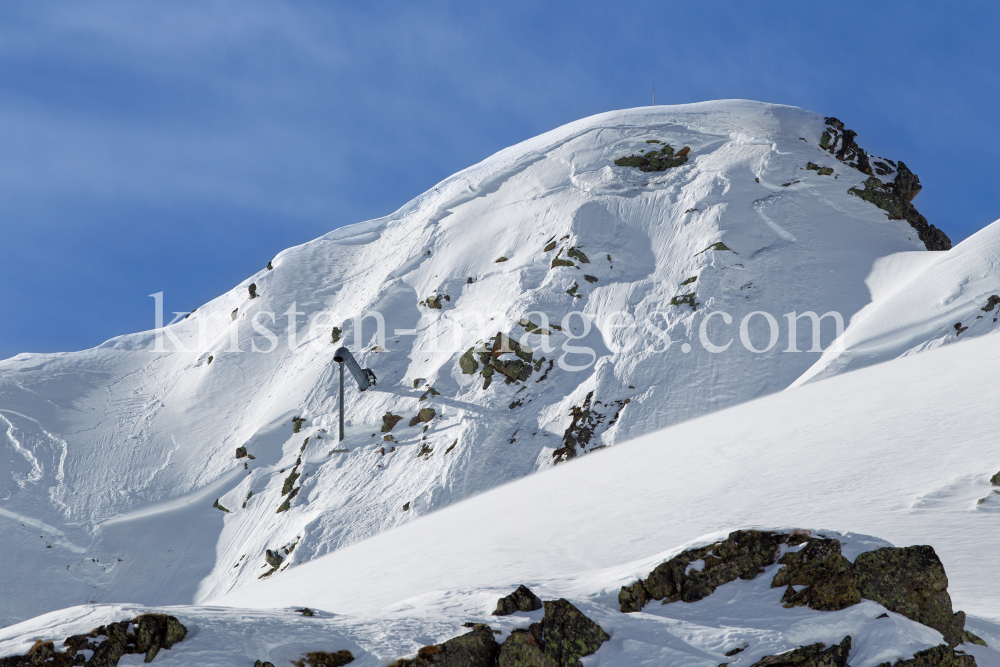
[
  {"left": 550, "top": 249, "right": 575, "bottom": 268},
  {"left": 695, "top": 242, "right": 737, "bottom": 256},
  {"left": 0, "top": 614, "right": 187, "bottom": 667},
  {"left": 282, "top": 468, "right": 301, "bottom": 495},
  {"left": 389, "top": 624, "right": 499, "bottom": 667},
  {"left": 493, "top": 584, "right": 543, "bottom": 615},
  {"left": 805, "top": 162, "right": 834, "bottom": 176},
  {"left": 409, "top": 408, "right": 436, "bottom": 427},
  {"left": 751, "top": 637, "right": 851, "bottom": 667},
  {"left": 292, "top": 650, "right": 354, "bottom": 667},
  {"left": 236, "top": 446, "right": 248, "bottom": 459},
  {"left": 382, "top": 412, "right": 404, "bottom": 433},
  {"left": 854, "top": 546, "right": 971, "bottom": 647},
  {"left": 553, "top": 392, "right": 597, "bottom": 463},
  {"left": 331, "top": 327, "right": 342, "bottom": 344},
  {"left": 620, "top": 530, "right": 801, "bottom": 611},
  {"left": 614, "top": 143, "right": 690, "bottom": 172},
  {"left": 874, "top": 644, "right": 977, "bottom": 667},
  {"left": 821, "top": 117, "right": 950, "bottom": 251},
  {"left": 848, "top": 172, "right": 950, "bottom": 251},
  {"left": 771, "top": 538, "right": 860, "bottom": 610},
  {"left": 460, "top": 348, "right": 479, "bottom": 374},
  {"left": 213, "top": 499, "right": 231, "bottom": 513},
  {"left": 991, "top": 470, "right": 1000, "bottom": 486},
  {"left": 132, "top": 613, "right": 188, "bottom": 662},
  {"left": 276, "top": 487, "right": 299, "bottom": 513},
  {"left": 669, "top": 293, "right": 698, "bottom": 310},
  {"left": 265, "top": 549, "right": 284, "bottom": 569},
  {"left": 498, "top": 599, "right": 608, "bottom": 667},
  {"left": 249, "top": 283, "right": 257, "bottom": 299},
  {"left": 255, "top": 661, "right": 277, "bottom": 667}
]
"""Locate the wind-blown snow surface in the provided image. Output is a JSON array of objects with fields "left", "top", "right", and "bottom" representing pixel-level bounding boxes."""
[
  {"left": 0, "top": 101, "right": 942, "bottom": 624},
  {"left": 794, "top": 218, "right": 1000, "bottom": 385},
  {"left": 2, "top": 334, "right": 999, "bottom": 666}
]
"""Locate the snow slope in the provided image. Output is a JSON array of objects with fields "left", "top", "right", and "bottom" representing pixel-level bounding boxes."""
[
  {"left": 215, "top": 330, "right": 1000, "bottom": 620},
  {"left": 1, "top": 332, "right": 999, "bottom": 666},
  {"left": 794, "top": 219, "right": 1000, "bottom": 386},
  {"left": 0, "top": 100, "right": 944, "bottom": 626}
]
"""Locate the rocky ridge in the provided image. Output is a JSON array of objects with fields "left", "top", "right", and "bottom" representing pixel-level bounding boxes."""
[{"left": 619, "top": 530, "right": 984, "bottom": 649}]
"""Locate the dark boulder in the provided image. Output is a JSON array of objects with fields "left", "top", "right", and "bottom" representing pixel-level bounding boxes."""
[
  {"left": 620, "top": 529, "right": 796, "bottom": 611},
  {"left": 751, "top": 637, "right": 851, "bottom": 667},
  {"left": 493, "top": 585, "right": 543, "bottom": 615},
  {"left": 409, "top": 408, "right": 436, "bottom": 427},
  {"left": 0, "top": 614, "right": 187, "bottom": 667},
  {"left": 771, "top": 538, "right": 860, "bottom": 610},
  {"left": 498, "top": 599, "right": 609, "bottom": 667},
  {"left": 855, "top": 546, "right": 979, "bottom": 647},
  {"left": 265, "top": 549, "right": 284, "bottom": 569},
  {"left": 389, "top": 624, "right": 499, "bottom": 667},
  {"left": 875, "top": 644, "right": 977, "bottom": 667}
]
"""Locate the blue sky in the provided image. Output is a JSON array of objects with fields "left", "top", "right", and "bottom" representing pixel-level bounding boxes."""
[{"left": 2, "top": 2, "right": 998, "bottom": 360}]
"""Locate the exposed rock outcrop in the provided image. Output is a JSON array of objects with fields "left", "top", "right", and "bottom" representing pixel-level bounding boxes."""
[
  {"left": 409, "top": 408, "right": 436, "bottom": 427},
  {"left": 771, "top": 537, "right": 860, "bottom": 610},
  {"left": 620, "top": 529, "right": 796, "bottom": 611},
  {"left": 498, "top": 599, "right": 609, "bottom": 667},
  {"left": 820, "top": 117, "right": 950, "bottom": 251},
  {"left": 855, "top": 546, "right": 981, "bottom": 647},
  {"left": 620, "top": 529, "right": 983, "bottom": 648},
  {"left": 493, "top": 585, "right": 543, "bottom": 616},
  {"left": 0, "top": 613, "right": 186, "bottom": 666},
  {"left": 389, "top": 598, "right": 607, "bottom": 667},
  {"left": 875, "top": 644, "right": 977, "bottom": 667},
  {"left": 614, "top": 142, "right": 691, "bottom": 172},
  {"left": 388, "top": 624, "right": 499, "bottom": 667},
  {"left": 751, "top": 637, "right": 851, "bottom": 667}
]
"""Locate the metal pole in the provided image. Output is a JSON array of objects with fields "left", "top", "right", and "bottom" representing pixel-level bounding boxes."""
[{"left": 338, "top": 361, "right": 345, "bottom": 442}]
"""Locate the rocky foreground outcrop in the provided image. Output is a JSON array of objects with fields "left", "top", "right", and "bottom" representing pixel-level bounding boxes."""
[
  {"left": 390, "top": 591, "right": 609, "bottom": 667},
  {"left": 0, "top": 613, "right": 186, "bottom": 667},
  {"left": 619, "top": 529, "right": 984, "bottom": 648}
]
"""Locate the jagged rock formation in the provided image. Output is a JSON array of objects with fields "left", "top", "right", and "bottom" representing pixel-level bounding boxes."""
[
  {"left": 498, "top": 599, "right": 609, "bottom": 667},
  {"left": 820, "top": 117, "right": 951, "bottom": 251},
  {"left": 614, "top": 141, "right": 691, "bottom": 171},
  {"left": 0, "top": 613, "right": 186, "bottom": 666},
  {"left": 391, "top": 598, "right": 608, "bottom": 667},
  {"left": 388, "top": 624, "right": 499, "bottom": 667},
  {"left": 855, "top": 546, "right": 979, "bottom": 647},
  {"left": 619, "top": 529, "right": 983, "bottom": 647},
  {"left": 493, "top": 585, "right": 543, "bottom": 616},
  {"left": 875, "top": 645, "right": 977, "bottom": 667},
  {"left": 619, "top": 529, "right": 795, "bottom": 609},
  {"left": 750, "top": 637, "right": 852, "bottom": 667},
  {"left": 291, "top": 650, "right": 354, "bottom": 667},
  {"left": 771, "top": 537, "right": 859, "bottom": 610}
]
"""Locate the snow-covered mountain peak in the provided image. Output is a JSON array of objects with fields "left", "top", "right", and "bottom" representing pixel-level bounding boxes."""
[{"left": 0, "top": 100, "right": 951, "bottom": 625}]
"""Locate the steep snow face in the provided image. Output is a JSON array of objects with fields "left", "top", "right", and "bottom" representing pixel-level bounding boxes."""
[
  {"left": 0, "top": 100, "right": 935, "bottom": 625},
  {"left": 215, "top": 332, "right": 1000, "bottom": 621},
  {"left": 793, "top": 219, "right": 1000, "bottom": 386}
]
